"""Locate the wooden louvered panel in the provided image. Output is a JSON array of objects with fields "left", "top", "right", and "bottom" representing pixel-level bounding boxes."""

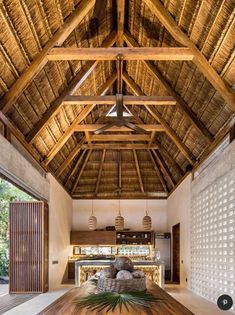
[{"left": 9, "top": 201, "right": 49, "bottom": 293}]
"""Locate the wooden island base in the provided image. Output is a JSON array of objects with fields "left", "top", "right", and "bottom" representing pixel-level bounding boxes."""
[{"left": 38, "top": 280, "right": 194, "bottom": 315}]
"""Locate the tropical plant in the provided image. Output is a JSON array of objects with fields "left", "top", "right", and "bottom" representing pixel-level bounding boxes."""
[
  {"left": 76, "top": 290, "right": 164, "bottom": 312},
  {"left": 0, "top": 179, "right": 33, "bottom": 276}
]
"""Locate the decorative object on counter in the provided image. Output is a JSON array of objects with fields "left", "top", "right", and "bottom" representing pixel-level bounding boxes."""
[
  {"left": 116, "top": 270, "right": 133, "bottom": 280},
  {"left": 114, "top": 256, "right": 134, "bottom": 272},
  {"left": 97, "top": 257, "right": 146, "bottom": 293},
  {"left": 88, "top": 200, "right": 97, "bottom": 230},
  {"left": 100, "top": 265, "right": 117, "bottom": 279},
  {"left": 132, "top": 270, "right": 146, "bottom": 278},
  {"left": 115, "top": 200, "right": 124, "bottom": 231}
]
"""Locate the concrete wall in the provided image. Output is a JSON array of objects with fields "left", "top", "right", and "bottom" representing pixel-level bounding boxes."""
[
  {"left": 167, "top": 175, "right": 191, "bottom": 289},
  {"left": 47, "top": 174, "right": 73, "bottom": 290},
  {"left": 73, "top": 199, "right": 167, "bottom": 232},
  {"left": 0, "top": 134, "right": 49, "bottom": 200}
]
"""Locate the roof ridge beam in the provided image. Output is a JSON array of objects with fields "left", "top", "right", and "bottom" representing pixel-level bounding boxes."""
[
  {"left": 142, "top": 0, "right": 235, "bottom": 112},
  {"left": 0, "top": 0, "right": 96, "bottom": 114}
]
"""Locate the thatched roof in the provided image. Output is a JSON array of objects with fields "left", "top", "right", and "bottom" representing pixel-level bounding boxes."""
[{"left": 0, "top": 0, "right": 234, "bottom": 199}]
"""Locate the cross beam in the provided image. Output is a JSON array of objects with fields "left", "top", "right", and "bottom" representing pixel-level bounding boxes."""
[
  {"left": 47, "top": 47, "right": 194, "bottom": 61},
  {"left": 63, "top": 95, "right": 176, "bottom": 105}
]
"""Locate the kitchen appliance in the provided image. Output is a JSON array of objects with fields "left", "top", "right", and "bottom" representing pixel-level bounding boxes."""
[{"left": 155, "top": 233, "right": 171, "bottom": 280}]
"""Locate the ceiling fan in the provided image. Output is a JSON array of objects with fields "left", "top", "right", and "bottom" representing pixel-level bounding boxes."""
[
  {"left": 80, "top": 0, "right": 108, "bottom": 40},
  {"left": 94, "top": 55, "right": 147, "bottom": 135}
]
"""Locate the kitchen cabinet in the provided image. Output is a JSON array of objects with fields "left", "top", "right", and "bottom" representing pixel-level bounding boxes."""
[{"left": 70, "top": 231, "right": 116, "bottom": 245}]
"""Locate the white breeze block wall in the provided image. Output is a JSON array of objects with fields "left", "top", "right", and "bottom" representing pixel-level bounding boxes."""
[{"left": 191, "top": 141, "right": 235, "bottom": 313}]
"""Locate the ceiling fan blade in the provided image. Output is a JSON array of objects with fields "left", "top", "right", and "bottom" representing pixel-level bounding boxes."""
[
  {"left": 94, "top": 0, "right": 107, "bottom": 21},
  {"left": 124, "top": 121, "right": 147, "bottom": 134},
  {"left": 94, "top": 122, "right": 117, "bottom": 135}
]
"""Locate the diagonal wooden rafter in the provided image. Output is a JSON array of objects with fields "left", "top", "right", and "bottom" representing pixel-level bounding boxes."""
[
  {"left": 117, "top": 0, "right": 125, "bottom": 46},
  {"left": 64, "top": 149, "right": 87, "bottom": 187},
  {"left": 26, "top": 31, "right": 117, "bottom": 144},
  {"left": 155, "top": 139, "right": 184, "bottom": 177},
  {"left": 123, "top": 31, "right": 214, "bottom": 143},
  {"left": 43, "top": 72, "right": 117, "bottom": 165},
  {"left": 123, "top": 72, "right": 196, "bottom": 165},
  {"left": 148, "top": 149, "right": 168, "bottom": 193},
  {"left": 133, "top": 149, "right": 145, "bottom": 193},
  {"left": 71, "top": 149, "right": 92, "bottom": 194},
  {"left": 95, "top": 149, "right": 106, "bottom": 195},
  {"left": 142, "top": 0, "right": 235, "bottom": 112},
  {"left": 55, "top": 142, "right": 83, "bottom": 177},
  {"left": 151, "top": 149, "right": 175, "bottom": 188},
  {"left": 0, "top": 0, "right": 96, "bottom": 114}
]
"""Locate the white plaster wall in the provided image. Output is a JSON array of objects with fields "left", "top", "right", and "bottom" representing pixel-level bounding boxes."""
[
  {"left": 72, "top": 199, "right": 167, "bottom": 232},
  {"left": 47, "top": 174, "right": 73, "bottom": 290},
  {"left": 0, "top": 134, "right": 49, "bottom": 200},
  {"left": 167, "top": 174, "right": 191, "bottom": 289}
]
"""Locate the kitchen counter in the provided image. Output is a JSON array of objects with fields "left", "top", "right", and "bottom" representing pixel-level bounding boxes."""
[{"left": 75, "top": 259, "right": 165, "bottom": 288}]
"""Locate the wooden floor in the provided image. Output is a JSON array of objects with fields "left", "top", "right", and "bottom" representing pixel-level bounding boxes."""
[{"left": 38, "top": 280, "right": 194, "bottom": 315}]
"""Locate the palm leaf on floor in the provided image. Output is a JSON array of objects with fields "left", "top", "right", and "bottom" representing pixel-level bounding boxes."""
[{"left": 75, "top": 291, "right": 164, "bottom": 312}]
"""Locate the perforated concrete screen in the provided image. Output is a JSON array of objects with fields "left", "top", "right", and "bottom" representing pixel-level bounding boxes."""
[{"left": 191, "top": 168, "right": 235, "bottom": 312}]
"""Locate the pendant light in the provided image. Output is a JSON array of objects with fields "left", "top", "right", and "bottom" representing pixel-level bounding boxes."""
[
  {"left": 143, "top": 199, "right": 152, "bottom": 231},
  {"left": 88, "top": 199, "right": 97, "bottom": 230},
  {"left": 115, "top": 199, "right": 124, "bottom": 231}
]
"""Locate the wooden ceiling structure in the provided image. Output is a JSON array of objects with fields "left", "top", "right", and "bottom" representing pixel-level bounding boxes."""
[{"left": 0, "top": 0, "right": 234, "bottom": 199}]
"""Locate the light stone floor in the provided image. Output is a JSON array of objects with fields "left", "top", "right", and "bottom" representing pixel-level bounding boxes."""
[
  {"left": 1, "top": 284, "right": 234, "bottom": 315},
  {"left": 165, "top": 284, "right": 234, "bottom": 315}
]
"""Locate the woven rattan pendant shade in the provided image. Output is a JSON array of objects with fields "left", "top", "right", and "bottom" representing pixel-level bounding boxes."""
[
  {"left": 143, "top": 200, "right": 152, "bottom": 231},
  {"left": 115, "top": 200, "right": 124, "bottom": 231},
  {"left": 88, "top": 200, "right": 97, "bottom": 230}
]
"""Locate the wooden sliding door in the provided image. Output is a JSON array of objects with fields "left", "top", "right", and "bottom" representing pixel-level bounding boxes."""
[
  {"left": 9, "top": 201, "right": 49, "bottom": 293},
  {"left": 172, "top": 223, "right": 180, "bottom": 284}
]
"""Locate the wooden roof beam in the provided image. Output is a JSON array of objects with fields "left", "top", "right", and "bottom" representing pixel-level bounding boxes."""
[
  {"left": 117, "top": 0, "right": 125, "bottom": 46},
  {"left": 47, "top": 47, "right": 194, "bottom": 61},
  {"left": 65, "top": 150, "right": 87, "bottom": 187},
  {"left": 133, "top": 150, "right": 145, "bottom": 193},
  {"left": 148, "top": 149, "right": 168, "bottom": 193},
  {"left": 55, "top": 144, "right": 83, "bottom": 177},
  {"left": 71, "top": 150, "right": 92, "bottom": 194},
  {"left": 151, "top": 149, "right": 175, "bottom": 188},
  {"left": 26, "top": 31, "right": 117, "bottom": 144},
  {"left": 95, "top": 149, "right": 106, "bottom": 195},
  {"left": 142, "top": 0, "right": 235, "bottom": 112},
  {"left": 0, "top": 0, "right": 96, "bottom": 114},
  {"left": 74, "top": 124, "right": 165, "bottom": 132},
  {"left": 123, "top": 72, "right": 196, "bottom": 165},
  {"left": 63, "top": 95, "right": 176, "bottom": 105},
  {"left": 90, "top": 134, "right": 151, "bottom": 142},
  {"left": 81, "top": 144, "right": 158, "bottom": 150},
  {"left": 123, "top": 32, "right": 214, "bottom": 143},
  {"left": 43, "top": 72, "right": 117, "bottom": 165},
  {"left": 155, "top": 140, "right": 185, "bottom": 177}
]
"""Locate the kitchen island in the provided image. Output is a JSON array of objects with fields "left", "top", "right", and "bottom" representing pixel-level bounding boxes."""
[
  {"left": 39, "top": 279, "right": 194, "bottom": 315},
  {"left": 75, "top": 259, "right": 165, "bottom": 288}
]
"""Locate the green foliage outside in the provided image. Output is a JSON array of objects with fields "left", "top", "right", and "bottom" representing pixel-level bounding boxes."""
[{"left": 0, "top": 179, "right": 33, "bottom": 276}]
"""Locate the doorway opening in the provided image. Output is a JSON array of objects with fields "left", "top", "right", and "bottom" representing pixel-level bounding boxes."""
[{"left": 172, "top": 223, "right": 180, "bottom": 284}]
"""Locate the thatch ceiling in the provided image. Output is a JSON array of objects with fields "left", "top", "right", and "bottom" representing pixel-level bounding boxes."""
[{"left": 0, "top": 0, "right": 234, "bottom": 199}]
